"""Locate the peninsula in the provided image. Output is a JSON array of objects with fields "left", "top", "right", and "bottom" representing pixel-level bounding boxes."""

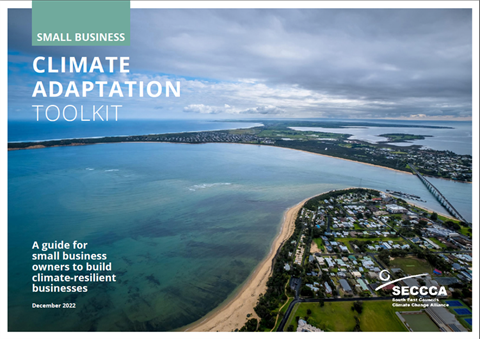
[
  {"left": 8, "top": 121, "right": 472, "bottom": 182},
  {"left": 210, "top": 188, "right": 472, "bottom": 332}
]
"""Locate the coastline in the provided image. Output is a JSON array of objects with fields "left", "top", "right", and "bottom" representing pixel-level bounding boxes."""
[
  {"left": 8, "top": 140, "right": 472, "bottom": 184},
  {"left": 185, "top": 188, "right": 465, "bottom": 332},
  {"left": 184, "top": 197, "right": 310, "bottom": 332}
]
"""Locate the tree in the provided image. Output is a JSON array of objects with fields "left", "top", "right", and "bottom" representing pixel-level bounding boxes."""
[
  {"left": 378, "top": 250, "right": 391, "bottom": 266},
  {"left": 239, "top": 318, "right": 258, "bottom": 332},
  {"left": 287, "top": 325, "right": 294, "bottom": 332},
  {"left": 306, "top": 309, "right": 312, "bottom": 315},
  {"left": 353, "top": 316, "right": 362, "bottom": 332},
  {"left": 319, "top": 299, "right": 325, "bottom": 307},
  {"left": 353, "top": 301, "right": 364, "bottom": 314},
  {"left": 445, "top": 220, "right": 460, "bottom": 230},
  {"left": 430, "top": 212, "right": 438, "bottom": 221}
]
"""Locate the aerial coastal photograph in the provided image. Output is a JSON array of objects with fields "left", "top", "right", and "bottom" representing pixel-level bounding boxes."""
[{"left": 7, "top": 7, "right": 475, "bottom": 333}]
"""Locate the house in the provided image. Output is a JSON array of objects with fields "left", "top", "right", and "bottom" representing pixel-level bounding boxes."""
[
  {"left": 324, "top": 282, "right": 332, "bottom": 295},
  {"left": 382, "top": 283, "right": 395, "bottom": 291},
  {"left": 306, "top": 284, "right": 319, "bottom": 292},
  {"left": 460, "top": 271, "right": 472, "bottom": 281},
  {"left": 339, "top": 279, "right": 352, "bottom": 294},
  {"left": 284, "top": 263, "right": 291, "bottom": 271},
  {"left": 362, "top": 260, "right": 374, "bottom": 268},
  {"left": 452, "top": 263, "right": 461, "bottom": 270},
  {"left": 382, "top": 243, "right": 392, "bottom": 250},
  {"left": 325, "top": 257, "right": 335, "bottom": 267},
  {"left": 357, "top": 279, "right": 369, "bottom": 291}
]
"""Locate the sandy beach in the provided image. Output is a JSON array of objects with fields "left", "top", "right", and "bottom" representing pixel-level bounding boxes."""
[
  {"left": 185, "top": 186, "right": 463, "bottom": 332},
  {"left": 185, "top": 197, "right": 309, "bottom": 332}
]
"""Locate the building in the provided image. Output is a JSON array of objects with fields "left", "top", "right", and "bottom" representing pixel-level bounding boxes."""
[
  {"left": 339, "top": 279, "right": 352, "bottom": 294},
  {"left": 357, "top": 279, "right": 369, "bottom": 291},
  {"left": 297, "top": 319, "right": 323, "bottom": 332},
  {"left": 324, "top": 282, "right": 332, "bottom": 295},
  {"left": 386, "top": 204, "right": 407, "bottom": 213}
]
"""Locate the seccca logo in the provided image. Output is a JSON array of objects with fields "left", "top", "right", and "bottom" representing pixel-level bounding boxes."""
[{"left": 375, "top": 269, "right": 447, "bottom": 296}]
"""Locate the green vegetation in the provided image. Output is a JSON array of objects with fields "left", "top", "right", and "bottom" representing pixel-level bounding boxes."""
[
  {"left": 239, "top": 318, "right": 258, "bottom": 332},
  {"left": 379, "top": 133, "right": 432, "bottom": 143},
  {"left": 9, "top": 120, "right": 470, "bottom": 182},
  {"left": 313, "top": 238, "right": 325, "bottom": 251},
  {"left": 285, "top": 301, "right": 413, "bottom": 332},
  {"left": 401, "top": 313, "right": 440, "bottom": 332},
  {"left": 389, "top": 256, "right": 433, "bottom": 275},
  {"left": 272, "top": 298, "right": 295, "bottom": 331},
  {"left": 428, "top": 237, "right": 447, "bottom": 249},
  {"left": 252, "top": 210, "right": 305, "bottom": 330},
  {"left": 437, "top": 215, "right": 472, "bottom": 236}
]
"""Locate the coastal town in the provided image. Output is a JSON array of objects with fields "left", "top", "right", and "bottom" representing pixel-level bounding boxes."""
[
  {"left": 242, "top": 188, "right": 472, "bottom": 332},
  {"left": 8, "top": 122, "right": 472, "bottom": 182}
]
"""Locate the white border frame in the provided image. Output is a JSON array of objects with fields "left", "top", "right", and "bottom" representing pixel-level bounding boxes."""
[{"left": 1, "top": 1, "right": 478, "bottom": 339}]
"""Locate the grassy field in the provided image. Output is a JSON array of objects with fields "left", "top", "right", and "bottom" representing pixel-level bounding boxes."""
[
  {"left": 389, "top": 256, "right": 433, "bottom": 275},
  {"left": 285, "top": 300, "right": 417, "bottom": 332},
  {"left": 428, "top": 237, "right": 447, "bottom": 249},
  {"left": 313, "top": 238, "right": 325, "bottom": 250},
  {"left": 401, "top": 312, "right": 440, "bottom": 332}
]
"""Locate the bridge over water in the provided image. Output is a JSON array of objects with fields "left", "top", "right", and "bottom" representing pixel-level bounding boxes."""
[{"left": 408, "top": 164, "right": 469, "bottom": 224}]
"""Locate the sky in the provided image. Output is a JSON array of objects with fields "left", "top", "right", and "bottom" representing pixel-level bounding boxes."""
[{"left": 8, "top": 8, "right": 473, "bottom": 121}]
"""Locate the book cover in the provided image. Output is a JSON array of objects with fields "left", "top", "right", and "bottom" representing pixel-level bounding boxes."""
[{"left": 3, "top": 0, "right": 477, "bottom": 335}]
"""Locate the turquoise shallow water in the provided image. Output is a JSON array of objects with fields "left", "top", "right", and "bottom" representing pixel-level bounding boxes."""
[{"left": 8, "top": 143, "right": 472, "bottom": 331}]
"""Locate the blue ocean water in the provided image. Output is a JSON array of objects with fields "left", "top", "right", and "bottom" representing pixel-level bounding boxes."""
[
  {"left": 8, "top": 142, "right": 472, "bottom": 331},
  {"left": 8, "top": 120, "right": 263, "bottom": 142}
]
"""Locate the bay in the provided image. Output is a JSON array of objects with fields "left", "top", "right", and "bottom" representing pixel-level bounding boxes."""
[
  {"left": 290, "top": 120, "right": 472, "bottom": 155},
  {"left": 8, "top": 142, "right": 471, "bottom": 331}
]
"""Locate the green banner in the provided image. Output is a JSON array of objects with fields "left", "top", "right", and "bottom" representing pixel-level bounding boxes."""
[{"left": 32, "top": 0, "right": 130, "bottom": 46}]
